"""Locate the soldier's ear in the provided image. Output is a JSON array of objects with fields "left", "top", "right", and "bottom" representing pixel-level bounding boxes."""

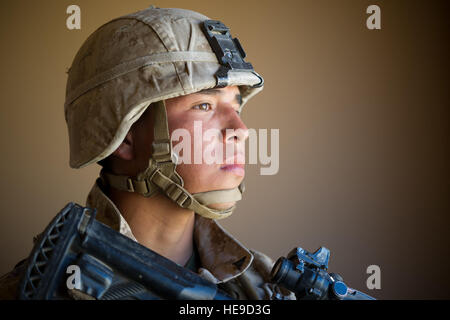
[{"left": 112, "top": 131, "right": 134, "bottom": 160}]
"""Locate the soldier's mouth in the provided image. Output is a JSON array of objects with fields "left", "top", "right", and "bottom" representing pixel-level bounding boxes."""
[{"left": 220, "top": 164, "right": 245, "bottom": 176}]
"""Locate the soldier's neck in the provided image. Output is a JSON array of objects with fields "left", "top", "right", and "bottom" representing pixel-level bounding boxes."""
[{"left": 108, "top": 187, "right": 195, "bottom": 266}]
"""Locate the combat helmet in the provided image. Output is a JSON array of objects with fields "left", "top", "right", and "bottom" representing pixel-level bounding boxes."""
[{"left": 64, "top": 6, "right": 263, "bottom": 219}]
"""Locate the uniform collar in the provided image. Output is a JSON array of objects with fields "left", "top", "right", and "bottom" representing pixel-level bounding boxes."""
[{"left": 85, "top": 178, "right": 253, "bottom": 283}]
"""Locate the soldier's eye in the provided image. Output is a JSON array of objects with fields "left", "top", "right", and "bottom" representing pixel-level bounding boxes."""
[{"left": 192, "top": 103, "right": 212, "bottom": 111}]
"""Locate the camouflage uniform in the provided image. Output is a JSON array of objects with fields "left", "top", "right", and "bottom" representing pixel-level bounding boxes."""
[{"left": 0, "top": 178, "right": 294, "bottom": 300}]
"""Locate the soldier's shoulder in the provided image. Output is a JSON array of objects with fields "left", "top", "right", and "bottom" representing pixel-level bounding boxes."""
[
  {"left": 0, "top": 259, "right": 27, "bottom": 300},
  {"left": 248, "top": 249, "right": 275, "bottom": 282},
  {"left": 229, "top": 249, "right": 296, "bottom": 300}
]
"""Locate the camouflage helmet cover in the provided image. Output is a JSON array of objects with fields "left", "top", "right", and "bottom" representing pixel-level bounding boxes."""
[{"left": 65, "top": 7, "right": 263, "bottom": 169}]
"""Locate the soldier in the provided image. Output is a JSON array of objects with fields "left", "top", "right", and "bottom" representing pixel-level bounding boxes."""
[{"left": 0, "top": 6, "right": 294, "bottom": 300}]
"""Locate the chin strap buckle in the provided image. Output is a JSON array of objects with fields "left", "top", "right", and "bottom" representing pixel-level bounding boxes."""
[{"left": 166, "top": 183, "right": 193, "bottom": 208}]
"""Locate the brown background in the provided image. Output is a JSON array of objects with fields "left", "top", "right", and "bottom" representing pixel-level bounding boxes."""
[{"left": 0, "top": 0, "right": 449, "bottom": 299}]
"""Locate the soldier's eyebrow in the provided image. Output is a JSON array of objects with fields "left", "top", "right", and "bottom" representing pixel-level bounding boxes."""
[{"left": 198, "top": 88, "right": 242, "bottom": 106}]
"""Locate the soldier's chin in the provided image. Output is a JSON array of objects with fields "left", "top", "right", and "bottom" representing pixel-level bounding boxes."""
[{"left": 206, "top": 201, "right": 236, "bottom": 211}]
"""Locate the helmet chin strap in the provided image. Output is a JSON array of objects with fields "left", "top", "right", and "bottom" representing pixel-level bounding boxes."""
[{"left": 100, "top": 100, "right": 244, "bottom": 220}]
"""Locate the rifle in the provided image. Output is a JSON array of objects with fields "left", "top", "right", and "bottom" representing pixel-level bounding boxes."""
[
  {"left": 18, "top": 203, "right": 231, "bottom": 300},
  {"left": 271, "top": 247, "right": 375, "bottom": 300},
  {"left": 18, "top": 203, "right": 374, "bottom": 300}
]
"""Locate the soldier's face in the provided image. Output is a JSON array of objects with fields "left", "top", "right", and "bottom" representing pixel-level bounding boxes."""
[
  {"left": 167, "top": 85, "right": 248, "bottom": 210},
  {"left": 132, "top": 85, "right": 248, "bottom": 210}
]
